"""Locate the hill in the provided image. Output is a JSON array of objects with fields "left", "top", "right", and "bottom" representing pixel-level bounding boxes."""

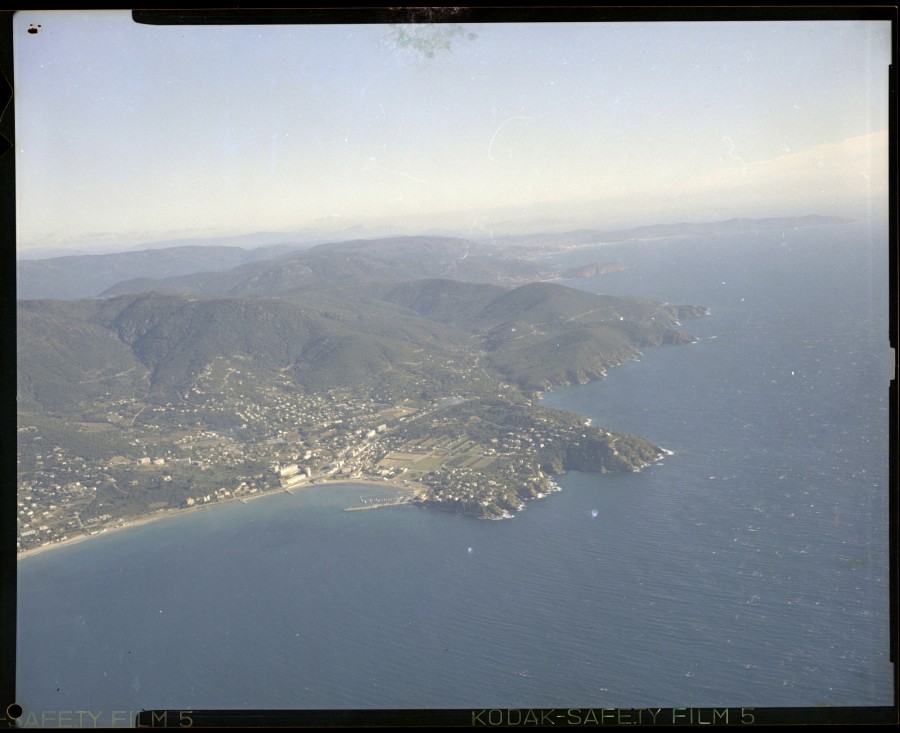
[
  {"left": 98, "top": 235, "right": 557, "bottom": 299},
  {"left": 16, "top": 244, "right": 310, "bottom": 300},
  {"left": 16, "top": 246, "right": 709, "bottom": 542},
  {"left": 19, "top": 278, "right": 704, "bottom": 414}
]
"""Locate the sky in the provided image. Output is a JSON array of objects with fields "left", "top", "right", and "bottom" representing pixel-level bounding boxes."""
[{"left": 13, "top": 11, "right": 892, "bottom": 255}]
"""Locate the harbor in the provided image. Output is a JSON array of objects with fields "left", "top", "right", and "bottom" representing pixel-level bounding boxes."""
[{"left": 344, "top": 494, "right": 413, "bottom": 512}]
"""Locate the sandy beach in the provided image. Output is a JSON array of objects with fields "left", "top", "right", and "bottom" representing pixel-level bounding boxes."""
[{"left": 17, "top": 476, "right": 426, "bottom": 561}]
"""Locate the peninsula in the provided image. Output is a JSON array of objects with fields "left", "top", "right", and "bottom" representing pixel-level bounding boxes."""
[{"left": 17, "top": 233, "right": 712, "bottom": 552}]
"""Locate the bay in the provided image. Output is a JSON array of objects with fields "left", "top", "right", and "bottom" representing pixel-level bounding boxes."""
[{"left": 17, "top": 221, "right": 893, "bottom": 714}]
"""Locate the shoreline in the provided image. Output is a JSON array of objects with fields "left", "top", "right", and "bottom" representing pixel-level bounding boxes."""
[{"left": 17, "top": 476, "right": 425, "bottom": 561}]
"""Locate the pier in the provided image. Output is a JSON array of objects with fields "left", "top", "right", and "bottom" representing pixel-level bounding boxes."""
[{"left": 344, "top": 496, "right": 411, "bottom": 512}]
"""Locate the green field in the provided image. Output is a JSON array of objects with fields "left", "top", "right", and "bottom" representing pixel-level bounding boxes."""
[{"left": 379, "top": 435, "right": 494, "bottom": 475}]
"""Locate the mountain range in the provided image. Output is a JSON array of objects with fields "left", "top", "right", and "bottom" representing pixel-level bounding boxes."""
[
  {"left": 28, "top": 216, "right": 855, "bottom": 532},
  {"left": 16, "top": 214, "right": 850, "bottom": 301},
  {"left": 18, "top": 214, "right": 854, "bottom": 414},
  {"left": 17, "top": 275, "right": 704, "bottom": 415}
]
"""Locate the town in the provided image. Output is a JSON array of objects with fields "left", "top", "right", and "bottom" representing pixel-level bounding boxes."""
[{"left": 17, "top": 351, "right": 663, "bottom": 552}]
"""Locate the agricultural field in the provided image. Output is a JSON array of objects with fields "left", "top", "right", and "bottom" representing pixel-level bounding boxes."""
[{"left": 378, "top": 434, "right": 497, "bottom": 477}]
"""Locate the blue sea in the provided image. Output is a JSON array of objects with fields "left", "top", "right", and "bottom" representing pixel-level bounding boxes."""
[{"left": 16, "top": 221, "right": 893, "bottom": 716}]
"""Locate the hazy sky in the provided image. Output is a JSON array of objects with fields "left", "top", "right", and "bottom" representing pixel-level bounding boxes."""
[{"left": 14, "top": 12, "right": 892, "bottom": 254}]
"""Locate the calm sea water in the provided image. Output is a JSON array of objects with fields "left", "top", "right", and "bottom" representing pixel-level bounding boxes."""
[{"left": 17, "top": 222, "right": 893, "bottom": 715}]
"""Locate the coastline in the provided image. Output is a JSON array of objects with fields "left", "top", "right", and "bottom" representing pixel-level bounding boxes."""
[
  {"left": 17, "top": 476, "right": 425, "bottom": 561},
  {"left": 20, "top": 328, "right": 684, "bottom": 562}
]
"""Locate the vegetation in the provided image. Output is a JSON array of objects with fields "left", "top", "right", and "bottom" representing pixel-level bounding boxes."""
[{"left": 17, "top": 235, "right": 710, "bottom": 550}]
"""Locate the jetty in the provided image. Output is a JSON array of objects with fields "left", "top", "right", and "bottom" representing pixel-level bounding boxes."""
[{"left": 344, "top": 496, "right": 411, "bottom": 512}]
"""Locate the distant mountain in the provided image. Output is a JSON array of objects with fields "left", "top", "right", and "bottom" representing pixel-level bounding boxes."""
[
  {"left": 560, "top": 262, "right": 626, "bottom": 278},
  {"left": 98, "top": 236, "right": 557, "bottom": 299},
  {"left": 481, "top": 214, "right": 853, "bottom": 250},
  {"left": 17, "top": 216, "right": 848, "bottom": 301},
  {"left": 16, "top": 244, "right": 309, "bottom": 301}
]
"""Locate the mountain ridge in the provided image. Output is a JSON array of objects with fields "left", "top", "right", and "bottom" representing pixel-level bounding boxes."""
[
  {"left": 18, "top": 277, "right": 706, "bottom": 412},
  {"left": 16, "top": 215, "right": 849, "bottom": 301}
]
